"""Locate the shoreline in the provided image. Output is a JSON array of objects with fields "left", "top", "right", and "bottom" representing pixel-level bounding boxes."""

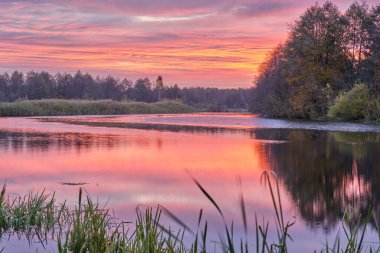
[
  {"left": 259, "top": 114, "right": 380, "bottom": 125},
  {"left": 1, "top": 99, "right": 378, "bottom": 126}
]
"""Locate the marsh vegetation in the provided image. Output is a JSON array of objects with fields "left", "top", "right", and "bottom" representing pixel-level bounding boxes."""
[
  {"left": 0, "top": 99, "right": 194, "bottom": 117},
  {"left": 0, "top": 173, "right": 379, "bottom": 253}
]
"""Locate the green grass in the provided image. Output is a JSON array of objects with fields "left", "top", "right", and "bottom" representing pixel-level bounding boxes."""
[
  {"left": 0, "top": 99, "right": 195, "bottom": 117},
  {"left": 0, "top": 173, "right": 379, "bottom": 252},
  {"left": 0, "top": 185, "right": 56, "bottom": 246}
]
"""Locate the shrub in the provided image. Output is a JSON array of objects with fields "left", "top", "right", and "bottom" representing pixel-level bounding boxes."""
[
  {"left": 328, "top": 83, "right": 370, "bottom": 121},
  {"left": 365, "top": 98, "right": 380, "bottom": 121}
]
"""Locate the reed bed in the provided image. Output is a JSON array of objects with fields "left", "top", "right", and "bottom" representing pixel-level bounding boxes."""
[
  {"left": 0, "top": 99, "right": 194, "bottom": 117},
  {"left": 0, "top": 172, "right": 379, "bottom": 252}
]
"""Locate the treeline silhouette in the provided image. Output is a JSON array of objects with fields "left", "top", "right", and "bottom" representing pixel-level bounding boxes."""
[
  {"left": 251, "top": 1, "right": 380, "bottom": 120},
  {"left": 0, "top": 71, "right": 251, "bottom": 111}
]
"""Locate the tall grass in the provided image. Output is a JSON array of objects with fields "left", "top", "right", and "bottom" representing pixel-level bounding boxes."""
[
  {"left": 58, "top": 189, "right": 188, "bottom": 253},
  {"left": 0, "top": 185, "right": 57, "bottom": 246},
  {"left": 0, "top": 173, "right": 379, "bottom": 252},
  {"left": 0, "top": 99, "right": 194, "bottom": 117},
  {"left": 187, "top": 171, "right": 295, "bottom": 253}
]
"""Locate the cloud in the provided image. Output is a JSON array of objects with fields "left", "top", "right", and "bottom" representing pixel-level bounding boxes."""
[
  {"left": 2, "top": 0, "right": 377, "bottom": 86},
  {"left": 231, "top": 1, "right": 301, "bottom": 17}
]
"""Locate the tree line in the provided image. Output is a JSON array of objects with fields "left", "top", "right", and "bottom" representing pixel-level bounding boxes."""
[
  {"left": 0, "top": 71, "right": 251, "bottom": 111},
  {"left": 250, "top": 1, "right": 380, "bottom": 120}
]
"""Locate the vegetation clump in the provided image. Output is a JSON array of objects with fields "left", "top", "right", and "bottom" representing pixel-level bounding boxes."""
[
  {"left": 327, "top": 83, "right": 380, "bottom": 121},
  {"left": 0, "top": 99, "right": 194, "bottom": 117},
  {"left": 328, "top": 83, "right": 370, "bottom": 120}
]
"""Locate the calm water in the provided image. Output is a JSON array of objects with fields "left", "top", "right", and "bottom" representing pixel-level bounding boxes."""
[{"left": 1, "top": 113, "right": 380, "bottom": 252}]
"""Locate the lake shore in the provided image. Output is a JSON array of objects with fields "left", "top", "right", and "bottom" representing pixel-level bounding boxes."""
[
  {"left": 260, "top": 115, "right": 380, "bottom": 126},
  {"left": 1, "top": 99, "right": 378, "bottom": 127},
  {"left": 0, "top": 99, "right": 195, "bottom": 117}
]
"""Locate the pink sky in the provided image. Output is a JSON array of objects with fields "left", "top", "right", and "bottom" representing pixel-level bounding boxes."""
[{"left": 0, "top": 0, "right": 378, "bottom": 87}]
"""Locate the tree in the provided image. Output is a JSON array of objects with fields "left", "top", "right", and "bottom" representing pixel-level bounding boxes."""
[
  {"left": 165, "top": 84, "right": 180, "bottom": 100},
  {"left": 368, "top": 4, "right": 380, "bottom": 93},
  {"left": 248, "top": 1, "right": 380, "bottom": 119},
  {"left": 375, "top": 58, "right": 380, "bottom": 93},
  {"left": 0, "top": 73, "right": 9, "bottom": 101},
  {"left": 99, "top": 76, "right": 123, "bottom": 100},
  {"left": 119, "top": 78, "right": 133, "bottom": 100},
  {"left": 9, "top": 71, "right": 23, "bottom": 101},
  {"left": 70, "top": 71, "right": 88, "bottom": 99},
  {"left": 345, "top": 1, "right": 372, "bottom": 83},
  {"left": 0, "top": 69, "right": 252, "bottom": 111},
  {"left": 56, "top": 72, "right": 73, "bottom": 98},
  {"left": 285, "top": 2, "right": 348, "bottom": 104},
  {"left": 250, "top": 44, "right": 290, "bottom": 117},
  {"left": 81, "top": 73, "right": 97, "bottom": 99},
  {"left": 285, "top": 2, "right": 348, "bottom": 118},
  {"left": 26, "top": 71, "right": 55, "bottom": 100},
  {"left": 133, "top": 78, "right": 152, "bottom": 102},
  {"left": 155, "top": 76, "right": 164, "bottom": 101}
]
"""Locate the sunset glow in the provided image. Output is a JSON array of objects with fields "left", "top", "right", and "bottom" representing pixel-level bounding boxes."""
[{"left": 0, "top": 0, "right": 378, "bottom": 87}]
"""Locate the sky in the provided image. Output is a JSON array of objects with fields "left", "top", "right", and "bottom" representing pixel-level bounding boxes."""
[{"left": 0, "top": 0, "right": 378, "bottom": 87}]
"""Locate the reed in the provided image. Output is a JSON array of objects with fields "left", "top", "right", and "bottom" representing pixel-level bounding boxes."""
[
  {"left": 185, "top": 171, "right": 295, "bottom": 253},
  {"left": 58, "top": 188, "right": 114, "bottom": 252},
  {"left": 176, "top": 171, "right": 377, "bottom": 252},
  {"left": 57, "top": 189, "right": 188, "bottom": 253},
  {"left": 0, "top": 173, "right": 379, "bottom": 252},
  {"left": 0, "top": 99, "right": 194, "bottom": 117}
]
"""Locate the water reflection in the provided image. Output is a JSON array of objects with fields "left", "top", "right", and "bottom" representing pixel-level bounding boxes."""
[
  {"left": 40, "top": 118, "right": 255, "bottom": 136},
  {"left": 255, "top": 129, "right": 380, "bottom": 231},
  {"left": 0, "top": 130, "right": 163, "bottom": 154},
  {"left": 1, "top": 115, "right": 380, "bottom": 251},
  {"left": 2, "top": 125, "right": 380, "bottom": 234},
  {"left": 0, "top": 131, "right": 127, "bottom": 153}
]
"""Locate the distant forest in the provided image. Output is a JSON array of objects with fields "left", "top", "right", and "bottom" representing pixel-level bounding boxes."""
[
  {"left": 0, "top": 72, "right": 251, "bottom": 111},
  {"left": 251, "top": 1, "right": 380, "bottom": 121}
]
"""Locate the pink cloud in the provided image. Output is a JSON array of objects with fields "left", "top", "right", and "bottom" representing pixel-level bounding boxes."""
[{"left": 0, "top": 0, "right": 377, "bottom": 87}]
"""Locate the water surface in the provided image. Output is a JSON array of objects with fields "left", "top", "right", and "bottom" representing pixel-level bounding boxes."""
[{"left": 1, "top": 113, "right": 380, "bottom": 252}]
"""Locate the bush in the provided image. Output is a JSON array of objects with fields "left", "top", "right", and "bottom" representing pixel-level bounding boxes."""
[
  {"left": 365, "top": 98, "right": 380, "bottom": 121},
  {"left": 328, "top": 83, "right": 370, "bottom": 121}
]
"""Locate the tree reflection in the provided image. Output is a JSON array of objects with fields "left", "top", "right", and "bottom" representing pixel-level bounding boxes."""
[
  {"left": 255, "top": 129, "right": 380, "bottom": 231},
  {"left": 0, "top": 131, "right": 140, "bottom": 153}
]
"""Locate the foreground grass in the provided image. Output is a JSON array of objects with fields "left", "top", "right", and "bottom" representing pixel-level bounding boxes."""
[
  {"left": 1, "top": 173, "right": 379, "bottom": 252},
  {"left": 0, "top": 99, "right": 195, "bottom": 117}
]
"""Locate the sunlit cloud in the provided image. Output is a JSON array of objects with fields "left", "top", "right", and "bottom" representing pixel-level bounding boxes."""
[
  {"left": 135, "top": 13, "right": 213, "bottom": 22},
  {"left": 0, "top": 0, "right": 378, "bottom": 87}
]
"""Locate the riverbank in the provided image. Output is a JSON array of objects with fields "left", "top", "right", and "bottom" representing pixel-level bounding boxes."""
[
  {"left": 0, "top": 99, "right": 195, "bottom": 117},
  {"left": 259, "top": 114, "right": 380, "bottom": 125}
]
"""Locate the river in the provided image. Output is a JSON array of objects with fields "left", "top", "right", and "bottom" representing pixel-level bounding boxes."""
[{"left": 1, "top": 113, "right": 380, "bottom": 252}]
